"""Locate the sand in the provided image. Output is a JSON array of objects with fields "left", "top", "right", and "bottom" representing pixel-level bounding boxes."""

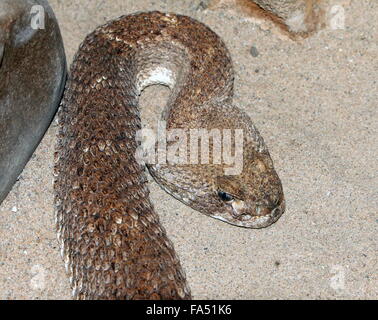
[{"left": 0, "top": 0, "right": 376, "bottom": 299}]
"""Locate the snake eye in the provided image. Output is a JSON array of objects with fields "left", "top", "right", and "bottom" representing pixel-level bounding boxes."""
[{"left": 218, "top": 191, "right": 234, "bottom": 202}]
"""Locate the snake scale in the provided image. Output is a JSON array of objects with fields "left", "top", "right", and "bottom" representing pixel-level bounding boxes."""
[{"left": 54, "top": 11, "right": 285, "bottom": 300}]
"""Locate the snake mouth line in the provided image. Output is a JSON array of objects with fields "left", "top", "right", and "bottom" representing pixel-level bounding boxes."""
[{"left": 212, "top": 198, "right": 285, "bottom": 229}]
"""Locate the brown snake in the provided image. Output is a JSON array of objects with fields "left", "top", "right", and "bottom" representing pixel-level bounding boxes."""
[{"left": 54, "top": 11, "right": 285, "bottom": 300}]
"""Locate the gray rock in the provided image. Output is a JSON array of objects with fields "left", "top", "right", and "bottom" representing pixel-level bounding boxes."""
[
  {"left": 250, "top": 45, "right": 259, "bottom": 57},
  {"left": 0, "top": 0, "right": 66, "bottom": 204}
]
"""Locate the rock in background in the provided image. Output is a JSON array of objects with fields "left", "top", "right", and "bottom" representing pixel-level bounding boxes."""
[
  {"left": 0, "top": 0, "right": 66, "bottom": 204},
  {"left": 205, "top": 0, "right": 326, "bottom": 38}
]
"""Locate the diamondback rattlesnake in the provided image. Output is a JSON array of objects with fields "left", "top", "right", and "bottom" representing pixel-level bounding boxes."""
[{"left": 54, "top": 11, "right": 285, "bottom": 300}]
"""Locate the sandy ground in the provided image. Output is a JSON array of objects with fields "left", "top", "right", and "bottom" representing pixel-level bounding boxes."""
[{"left": 0, "top": 0, "right": 377, "bottom": 299}]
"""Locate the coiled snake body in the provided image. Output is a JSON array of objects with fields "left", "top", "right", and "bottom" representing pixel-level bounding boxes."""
[{"left": 54, "top": 11, "right": 285, "bottom": 299}]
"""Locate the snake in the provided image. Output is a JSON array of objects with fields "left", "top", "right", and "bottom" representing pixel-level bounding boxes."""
[{"left": 54, "top": 11, "right": 285, "bottom": 300}]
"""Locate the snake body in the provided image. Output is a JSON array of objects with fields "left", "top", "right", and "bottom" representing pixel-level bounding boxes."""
[{"left": 54, "top": 11, "right": 285, "bottom": 300}]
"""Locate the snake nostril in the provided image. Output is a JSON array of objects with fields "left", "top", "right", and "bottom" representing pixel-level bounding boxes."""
[{"left": 271, "top": 207, "right": 281, "bottom": 218}]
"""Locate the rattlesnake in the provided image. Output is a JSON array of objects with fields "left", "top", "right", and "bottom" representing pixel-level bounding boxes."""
[{"left": 54, "top": 11, "right": 285, "bottom": 300}]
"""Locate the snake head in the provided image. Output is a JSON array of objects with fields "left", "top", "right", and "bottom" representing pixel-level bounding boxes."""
[{"left": 147, "top": 103, "right": 285, "bottom": 229}]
